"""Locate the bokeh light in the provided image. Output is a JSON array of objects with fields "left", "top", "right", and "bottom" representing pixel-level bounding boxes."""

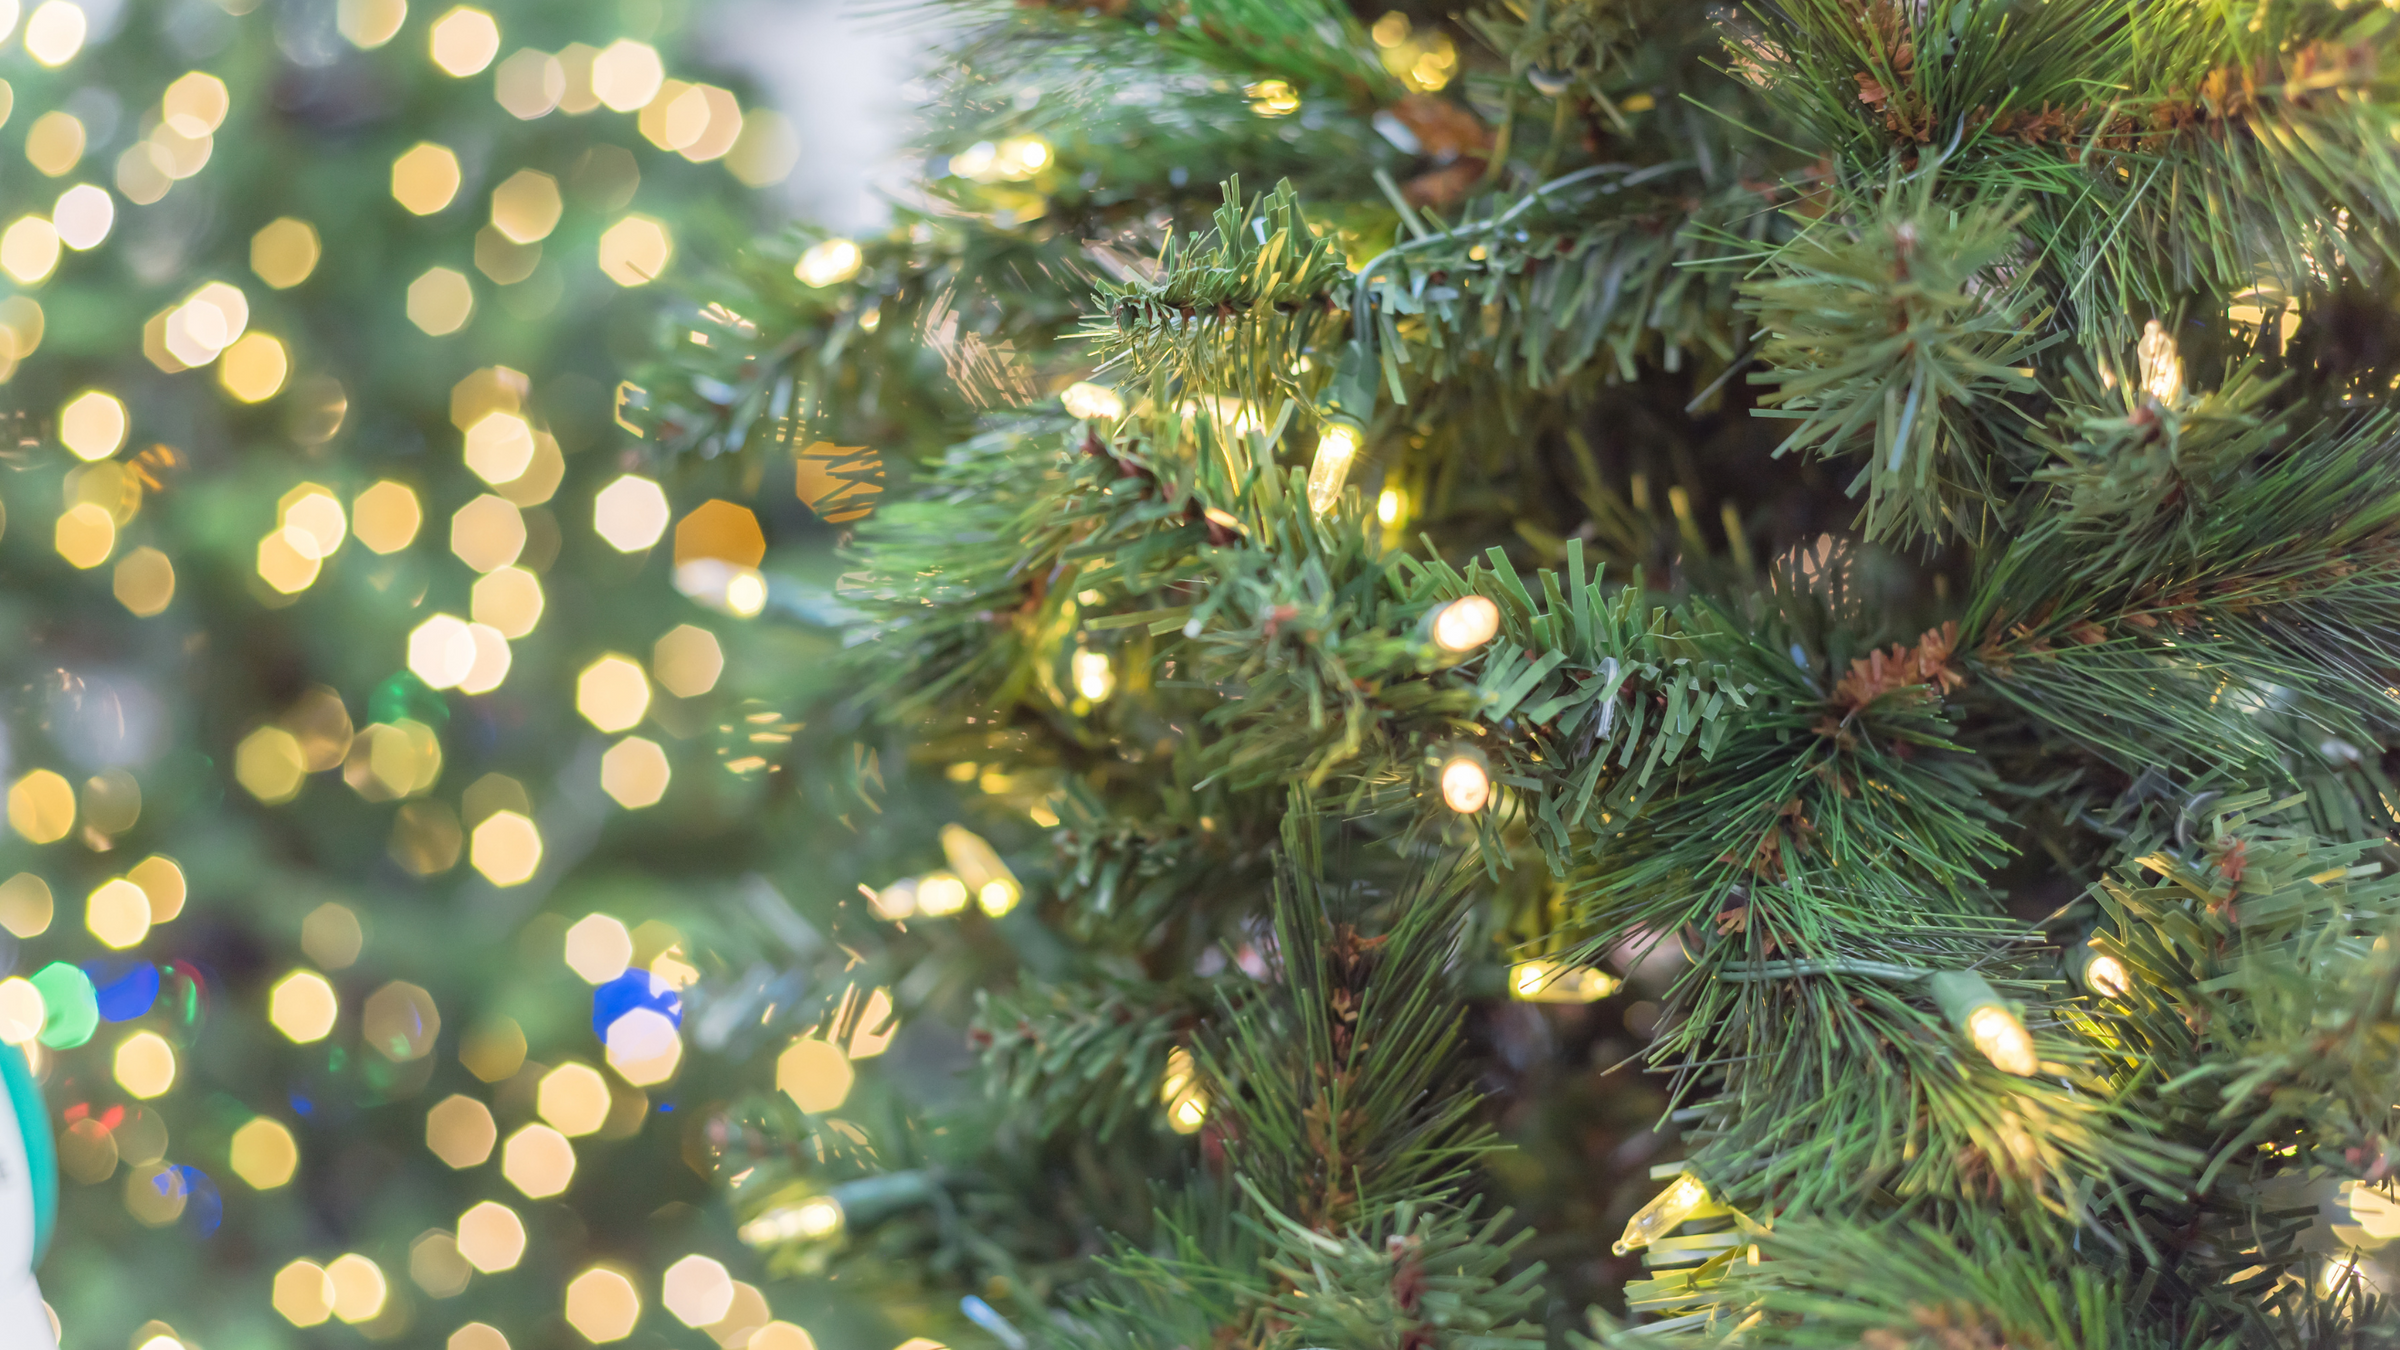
[
  {"left": 0, "top": 977, "right": 45, "bottom": 1044},
  {"left": 229, "top": 1117, "right": 298, "bottom": 1189},
  {"left": 409, "top": 615, "right": 477, "bottom": 690},
  {"left": 353, "top": 481, "right": 423, "bottom": 553},
  {"left": 662, "top": 1254, "right": 734, "bottom": 1328},
  {"left": 464, "top": 410, "right": 536, "bottom": 484},
  {"left": 590, "top": 40, "right": 663, "bottom": 111},
  {"left": 428, "top": 6, "right": 500, "bottom": 76},
  {"left": 129, "top": 855, "right": 187, "bottom": 923},
  {"left": 564, "top": 913, "right": 633, "bottom": 984},
  {"left": 500, "top": 1123, "right": 574, "bottom": 1198},
  {"left": 460, "top": 1017, "right": 527, "bottom": 1082},
  {"left": 490, "top": 168, "right": 562, "bottom": 243},
  {"left": 113, "top": 546, "right": 176, "bottom": 616},
  {"left": 469, "top": 809, "right": 541, "bottom": 885},
  {"left": 653, "top": 624, "right": 725, "bottom": 697},
  {"left": 674, "top": 499, "right": 766, "bottom": 568},
  {"left": 234, "top": 726, "right": 307, "bottom": 804},
  {"left": 327, "top": 1253, "right": 388, "bottom": 1324},
  {"left": 0, "top": 875, "right": 52, "bottom": 939},
  {"left": 338, "top": 0, "right": 406, "bottom": 48},
  {"left": 273, "top": 1260, "right": 336, "bottom": 1327},
  {"left": 113, "top": 1031, "right": 176, "bottom": 1098},
  {"left": 495, "top": 48, "right": 565, "bottom": 119},
  {"left": 594, "top": 474, "right": 670, "bottom": 550},
  {"left": 0, "top": 216, "right": 60, "bottom": 284},
  {"left": 426, "top": 1094, "right": 497, "bottom": 1168},
  {"left": 23, "top": 0, "right": 86, "bottom": 65},
  {"left": 162, "top": 71, "right": 230, "bottom": 136},
  {"left": 776, "top": 1039, "right": 853, "bottom": 1114},
  {"left": 392, "top": 142, "right": 463, "bottom": 215},
  {"left": 576, "top": 656, "right": 651, "bottom": 733},
  {"left": 450, "top": 493, "right": 526, "bottom": 571},
  {"left": 456, "top": 1201, "right": 527, "bottom": 1272},
  {"left": 408, "top": 265, "right": 475, "bottom": 334},
  {"left": 471, "top": 566, "right": 543, "bottom": 637},
  {"left": 409, "top": 1229, "right": 472, "bottom": 1298},
  {"left": 597, "top": 215, "right": 672, "bottom": 286},
  {"left": 537, "top": 1062, "right": 609, "bottom": 1137},
  {"left": 52, "top": 182, "right": 112, "bottom": 250},
  {"left": 302, "top": 902, "right": 365, "bottom": 969},
  {"left": 599, "top": 736, "right": 670, "bottom": 809},
  {"left": 251, "top": 217, "right": 320, "bottom": 288},
  {"left": 220, "top": 332, "right": 289, "bottom": 402},
  {"left": 564, "top": 1267, "right": 641, "bottom": 1343},
  {"left": 54, "top": 502, "right": 115, "bottom": 569},
  {"left": 60, "top": 389, "right": 127, "bottom": 460},
  {"left": 795, "top": 238, "right": 861, "bottom": 288},
  {"left": 8, "top": 770, "right": 75, "bottom": 843},
  {"left": 363, "top": 980, "right": 439, "bottom": 1061},
  {"left": 86, "top": 878, "right": 152, "bottom": 949},
  {"left": 269, "top": 970, "right": 339, "bottom": 1043},
  {"left": 255, "top": 527, "right": 322, "bottom": 595}
]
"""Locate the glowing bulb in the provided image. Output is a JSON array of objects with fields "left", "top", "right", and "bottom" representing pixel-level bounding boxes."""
[
  {"left": 1967, "top": 1004, "right": 2038, "bottom": 1076},
  {"left": 1072, "top": 650, "right": 1115, "bottom": 703},
  {"left": 794, "top": 237, "right": 860, "bottom": 288},
  {"left": 1306, "top": 424, "right": 1359, "bottom": 516},
  {"left": 1059, "top": 382, "right": 1124, "bottom": 420},
  {"left": 976, "top": 879, "right": 1019, "bottom": 917},
  {"left": 2137, "top": 318, "right": 2183, "bottom": 405},
  {"left": 1431, "top": 595, "right": 1501, "bottom": 653},
  {"left": 2085, "top": 952, "right": 2130, "bottom": 1000},
  {"left": 1439, "top": 755, "right": 1490, "bottom": 814},
  {"left": 1376, "top": 487, "right": 1401, "bottom": 525},
  {"left": 1613, "top": 1173, "right": 1708, "bottom": 1255},
  {"left": 738, "top": 1196, "right": 843, "bottom": 1245},
  {"left": 793, "top": 1197, "right": 842, "bottom": 1238},
  {"left": 1509, "top": 959, "right": 1621, "bottom": 1003},
  {"left": 914, "top": 872, "right": 968, "bottom": 917}
]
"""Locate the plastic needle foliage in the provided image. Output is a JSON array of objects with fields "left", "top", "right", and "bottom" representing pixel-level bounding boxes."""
[{"left": 650, "top": 0, "right": 2400, "bottom": 1345}]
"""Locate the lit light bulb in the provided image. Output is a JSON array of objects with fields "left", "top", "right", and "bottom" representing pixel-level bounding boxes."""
[
  {"left": 1306, "top": 424, "right": 1359, "bottom": 516},
  {"left": 1431, "top": 595, "right": 1501, "bottom": 653},
  {"left": 1376, "top": 487, "right": 1402, "bottom": 526},
  {"left": 976, "top": 879, "right": 1020, "bottom": 917},
  {"left": 1159, "top": 1047, "right": 1207, "bottom": 1134},
  {"left": 2084, "top": 952, "right": 2130, "bottom": 1000},
  {"left": 1510, "top": 959, "right": 1621, "bottom": 1003},
  {"left": 738, "top": 1196, "right": 844, "bottom": 1245},
  {"left": 1967, "top": 1005, "right": 2039, "bottom": 1076},
  {"left": 1059, "top": 382, "right": 1124, "bottom": 421},
  {"left": 1072, "top": 649, "right": 1115, "bottom": 703},
  {"left": 2137, "top": 318, "right": 2183, "bottom": 405},
  {"left": 1439, "top": 754, "right": 1491, "bottom": 814},
  {"left": 1613, "top": 1173, "right": 1708, "bottom": 1256},
  {"left": 915, "top": 872, "right": 968, "bottom": 917}
]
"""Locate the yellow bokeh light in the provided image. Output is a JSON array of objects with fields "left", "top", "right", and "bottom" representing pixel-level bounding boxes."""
[
  {"left": 86, "top": 878, "right": 151, "bottom": 949},
  {"left": 0, "top": 215, "right": 58, "bottom": 286},
  {"left": 652, "top": 624, "right": 724, "bottom": 698},
  {"left": 449, "top": 494, "right": 525, "bottom": 572},
  {"left": 594, "top": 475, "right": 670, "bottom": 551},
  {"left": 795, "top": 238, "right": 861, "bottom": 289},
  {"left": 0, "top": 875, "right": 52, "bottom": 939},
  {"left": 229, "top": 1117, "right": 299, "bottom": 1189},
  {"left": 256, "top": 526, "right": 322, "bottom": 595},
  {"left": 726, "top": 110, "right": 802, "bottom": 188},
  {"left": 52, "top": 182, "right": 113, "bottom": 250},
  {"left": 663, "top": 1254, "right": 734, "bottom": 1328},
  {"left": 537, "top": 1062, "right": 609, "bottom": 1137},
  {"left": 327, "top": 1253, "right": 388, "bottom": 1325},
  {"left": 273, "top": 1260, "right": 337, "bottom": 1327},
  {"left": 7, "top": 770, "right": 76, "bottom": 843},
  {"left": 251, "top": 217, "right": 321, "bottom": 289},
  {"left": 463, "top": 410, "right": 535, "bottom": 484},
  {"left": 475, "top": 224, "right": 539, "bottom": 283},
  {"left": 458, "top": 622, "right": 512, "bottom": 695},
  {"left": 302, "top": 901, "right": 364, "bottom": 969},
  {"left": 603, "top": 1008, "right": 681, "bottom": 1086},
  {"left": 460, "top": 1017, "right": 526, "bottom": 1082},
  {"left": 752, "top": 1323, "right": 819, "bottom": 1350},
  {"left": 451, "top": 1324, "right": 510, "bottom": 1350},
  {"left": 129, "top": 854, "right": 187, "bottom": 923},
  {"left": 565, "top": 1267, "right": 641, "bottom": 1343},
  {"left": 426, "top": 1093, "right": 497, "bottom": 1168},
  {"left": 674, "top": 500, "right": 766, "bottom": 569},
  {"left": 269, "top": 969, "right": 339, "bottom": 1043},
  {"left": 338, "top": 0, "right": 407, "bottom": 48},
  {"left": 279, "top": 484, "right": 349, "bottom": 559},
  {"left": 590, "top": 39, "right": 663, "bottom": 111},
  {"left": 114, "top": 546, "right": 176, "bottom": 616},
  {"left": 598, "top": 215, "right": 672, "bottom": 286},
  {"left": 344, "top": 719, "right": 443, "bottom": 801},
  {"left": 457, "top": 1200, "right": 527, "bottom": 1273},
  {"left": 564, "top": 913, "right": 632, "bottom": 984},
  {"left": 60, "top": 389, "right": 126, "bottom": 460},
  {"left": 23, "top": 0, "right": 85, "bottom": 65},
  {"left": 410, "top": 1228, "right": 472, "bottom": 1298},
  {"left": 576, "top": 656, "right": 651, "bottom": 733},
  {"left": 407, "top": 614, "right": 475, "bottom": 690},
  {"left": 471, "top": 565, "right": 543, "bottom": 638},
  {"left": 495, "top": 47, "right": 565, "bottom": 119},
  {"left": 219, "top": 331, "right": 288, "bottom": 402},
  {"left": 469, "top": 810, "right": 541, "bottom": 886},
  {"left": 408, "top": 265, "right": 475, "bottom": 335},
  {"left": 0, "top": 977, "right": 45, "bottom": 1045},
  {"left": 235, "top": 725, "right": 307, "bottom": 804},
  {"left": 490, "top": 168, "right": 562, "bottom": 244},
  {"left": 500, "top": 1123, "right": 575, "bottom": 1198},
  {"left": 392, "top": 142, "right": 462, "bottom": 215},
  {"left": 775, "top": 1039, "right": 853, "bottom": 1114},
  {"left": 353, "top": 480, "right": 422, "bottom": 553},
  {"left": 364, "top": 980, "right": 440, "bottom": 1062},
  {"left": 429, "top": 6, "right": 499, "bottom": 76},
  {"left": 55, "top": 501, "right": 115, "bottom": 569},
  {"left": 162, "top": 71, "right": 231, "bottom": 137},
  {"left": 599, "top": 736, "right": 670, "bottom": 810},
  {"left": 25, "top": 110, "right": 83, "bottom": 176},
  {"left": 114, "top": 1031, "right": 177, "bottom": 1098}
]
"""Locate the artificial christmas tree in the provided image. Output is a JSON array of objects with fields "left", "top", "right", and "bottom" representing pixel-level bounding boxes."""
[{"left": 655, "top": 0, "right": 2400, "bottom": 1345}]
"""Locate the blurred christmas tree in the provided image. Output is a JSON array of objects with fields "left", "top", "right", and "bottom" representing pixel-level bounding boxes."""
[
  {"left": 646, "top": 0, "right": 2400, "bottom": 1347},
  {"left": 0, "top": 1, "right": 871, "bottom": 1347}
]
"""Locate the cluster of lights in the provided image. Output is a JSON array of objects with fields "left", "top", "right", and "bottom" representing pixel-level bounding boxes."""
[
  {"left": 947, "top": 135, "right": 1051, "bottom": 182},
  {"left": 1509, "top": 958, "right": 1623, "bottom": 1003},
  {"left": 794, "top": 237, "right": 862, "bottom": 288},
  {"left": 1060, "top": 381, "right": 1125, "bottom": 421},
  {"left": 869, "top": 825, "right": 1023, "bottom": 920}
]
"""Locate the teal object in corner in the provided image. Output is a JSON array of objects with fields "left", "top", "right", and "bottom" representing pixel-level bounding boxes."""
[{"left": 0, "top": 1046, "right": 53, "bottom": 1261}]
